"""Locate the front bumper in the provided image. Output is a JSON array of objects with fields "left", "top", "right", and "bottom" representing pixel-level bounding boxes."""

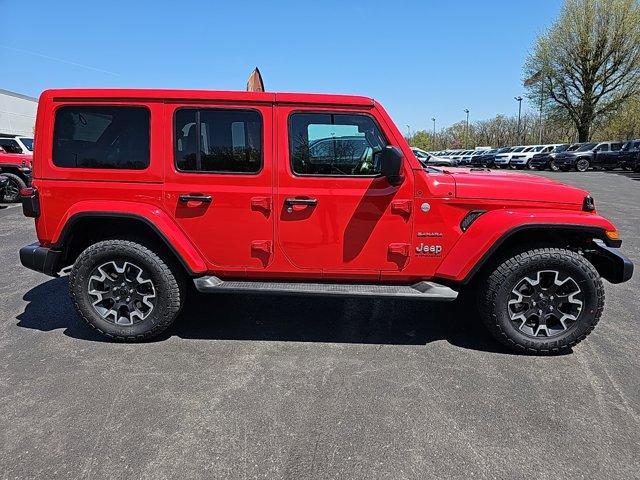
[
  {"left": 589, "top": 239, "right": 634, "bottom": 284},
  {"left": 19, "top": 243, "right": 62, "bottom": 277}
]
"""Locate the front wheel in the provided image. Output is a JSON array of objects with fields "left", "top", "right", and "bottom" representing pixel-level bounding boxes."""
[
  {"left": 478, "top": 248, "right": 604, "bottom": 354},
  {"left": 549, "top": 160, "right": 560, "bottom": 172},
  {"left": 69, "top": 239, "right": 185, "bottom": 341},
  {"left": 576, "top": 158, "right": 590, "bottom": 172},
  {"left": 1, "top": 173, "right": 26, "bottom": 203}
]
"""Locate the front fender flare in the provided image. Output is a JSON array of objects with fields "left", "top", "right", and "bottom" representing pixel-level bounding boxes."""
[{"left": 435, "top": 209, "right": 617, "bottom": 283}]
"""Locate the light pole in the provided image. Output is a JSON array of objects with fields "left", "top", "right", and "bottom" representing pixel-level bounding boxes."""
[
  {"left": 431, "top": 117, "right": 436, "bottom": 149},
  {"left": 463, "top": 109, "right": 469, "bottom": 149},
  {"left": 514, "top": 96, "right": 523, "bottom": 144},
  {"left": 406, "top": 124, "right": 411, "bottom": 141}
]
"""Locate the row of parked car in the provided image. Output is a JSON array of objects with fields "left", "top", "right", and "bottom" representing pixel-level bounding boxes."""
[
  {"left": 0, "top": 135, "right": 34, "bottom": 203},
  {"left": 412, "top": 139, "right": 640, "bottom": 172}
]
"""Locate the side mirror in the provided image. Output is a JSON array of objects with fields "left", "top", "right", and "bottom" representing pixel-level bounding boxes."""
[{"left": 379, "top": 146, "right": 404, "bottom": 186}]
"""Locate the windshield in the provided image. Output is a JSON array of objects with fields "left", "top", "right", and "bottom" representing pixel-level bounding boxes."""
[
  {"left": 413, "top": 149, "right": 428, "bottom": 159},
  {"left": 577, "top": 143, "right": 597, "bottom": 151},
  {"left": 512, "top": 147, "right": 524, "bottom": 152},
  {"left": 553, "top": 144, "right": 570, "bottom": 152},
  {"left": 566, "top": 144, "right": 581, "bottom": 151},
  {"left": 533, "top": 146, "right": 544, "bottom": 151},
  {"left": 19, "top": 138, "right": 33, "bottom": 151}
]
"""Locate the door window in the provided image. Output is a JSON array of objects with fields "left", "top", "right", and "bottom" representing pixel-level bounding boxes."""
[
  {"left": 288, "top": 113, "right": 387, "bottom": 176},
  {"left": 174, "top": 108, "right": 262, "bottom": 173},
  {"left": 0, "top": 138, "right": 22, "bottom": 153}
]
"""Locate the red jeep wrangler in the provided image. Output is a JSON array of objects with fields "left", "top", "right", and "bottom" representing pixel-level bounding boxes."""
[{"left": 19, "top": 89, "right": 633, "bottom": 353}]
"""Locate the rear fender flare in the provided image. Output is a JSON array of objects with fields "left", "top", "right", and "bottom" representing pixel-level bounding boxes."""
[{"left": 53, "top": 201, "right": 207, "bottom": 275}]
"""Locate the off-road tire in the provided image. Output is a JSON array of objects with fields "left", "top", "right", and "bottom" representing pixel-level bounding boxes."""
[
  {"left": 1, "top": 173, "right": 26, "bottom": 203},
  {"left": 69, "top": 240, "right": 185, "bottom": 341},
  {"left": 479, "top": 248, "right": 604, "bottom": 354}
]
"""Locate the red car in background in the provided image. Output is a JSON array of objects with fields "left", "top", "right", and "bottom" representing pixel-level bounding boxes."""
[{"left": 0, "top": 145, "right": 32, "bottom": 202}]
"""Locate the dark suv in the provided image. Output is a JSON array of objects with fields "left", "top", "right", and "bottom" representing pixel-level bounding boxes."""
[
  {"left": 554, "top": 142, "right": 623, "bottom": 172},
  {"left": 529, "top": 144, "right": 573, "bottom": 171},
  {"left": 620, "top": 140, "right": 640, "bottom": 172}
]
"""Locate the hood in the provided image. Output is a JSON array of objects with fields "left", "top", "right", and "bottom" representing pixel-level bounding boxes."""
[
  {"left": 0, "top": 152, "right": 33, "bottom": 167},
  {"left": 444, "top": 168, "right": 589, "bottom": 206}
]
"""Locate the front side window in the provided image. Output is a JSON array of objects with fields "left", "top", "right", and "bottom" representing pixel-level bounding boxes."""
[
  {"left": 174, "top": 108, "right": 262, "bottom": 173},
  {"left": 611, "top": 143, "right": 622, "bottom": 151},
  {"left": 53, "top": 106, "right": 150, "bottom": 169},
  {"left": 19, "top": 138, "right": 34, "bottom": 151},
  {"left": 289, "top": 112, "right": 387, "bottom": 176}
]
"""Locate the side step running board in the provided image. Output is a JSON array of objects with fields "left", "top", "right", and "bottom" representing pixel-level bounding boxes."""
[{"left": 193, "top": 276, "right": 458, "bottom": 301}]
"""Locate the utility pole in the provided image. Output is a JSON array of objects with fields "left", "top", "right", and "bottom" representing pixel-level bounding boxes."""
[
  {"left": 463, "top": 109, "right": 469, "bottom": 149},
  {"left": 514, "top": 96, "right": 523, "bottom": 144},
  {"left": 431, "top": 117, "right": 436, "bottom": 149},
  {"left": 538, "top": 80, "right": 544, "bottom": 144},
  {"left": 406, "top": 125, "right": 411, "bottom": 143}
]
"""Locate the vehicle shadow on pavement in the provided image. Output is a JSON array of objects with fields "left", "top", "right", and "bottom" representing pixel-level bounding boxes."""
[
  {"left": 601, "top": 170, "right": 640, "bottom": 181},
  {"left": 17, "top": 277, "right": 517, "bottom": 354}
]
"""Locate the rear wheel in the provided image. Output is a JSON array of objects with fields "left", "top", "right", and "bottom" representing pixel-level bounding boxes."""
[
  {"left": 478, "top": 248, "right": 604, "bottom": 354},
  {"left": 549, "top": 160, "right": 560, "bottom": 172},
  {"left": 576, "top": 158, "right": 590, "bottom": 172},
  {"left": 69, "top": 239, "right": 185, "bottom": 341},
  {"left": 1, "top": 173, "right": 26, "bottom": 203}
]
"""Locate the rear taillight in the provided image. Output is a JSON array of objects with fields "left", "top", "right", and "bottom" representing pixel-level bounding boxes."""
[{"left": 20, "top": 187, "right": 39, "bottom": 218}]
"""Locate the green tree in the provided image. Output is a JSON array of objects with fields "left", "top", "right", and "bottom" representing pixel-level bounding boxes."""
[
  {"left": 525, "top": 0, "right": 640, "bottom": 142},
  {"left": 407, "top": 130, "right": 434, "bottom": 150}
]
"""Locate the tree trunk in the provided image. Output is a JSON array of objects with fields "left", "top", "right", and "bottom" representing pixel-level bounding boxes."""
[{"left": 576, "top": 123, "right": 590, "bottom": 142}]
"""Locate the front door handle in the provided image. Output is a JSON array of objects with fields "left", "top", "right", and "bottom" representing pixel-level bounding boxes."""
[
  {"left": 179, "top": 194, "right": 212, "bottom": 204},
  {"left": 284, "top": 197, "right": 318, "bottom": 207}
]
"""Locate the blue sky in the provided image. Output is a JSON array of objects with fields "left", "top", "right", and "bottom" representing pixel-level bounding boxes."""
[{"left": 1, "top": 0, "right": 562, "bottom": 132}]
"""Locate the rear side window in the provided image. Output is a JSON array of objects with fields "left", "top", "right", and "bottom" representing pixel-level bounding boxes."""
[
  {"left": 289, "top": 112, "right": 387, "bottom": 176},
  {"left": 174, "top": 108, "right": 262, "bottom": 173},
  {"left": 0, "top": 138, "right": 22, "bottom": 154},
  {"left": 53, "top": 106, "right": 150, "bottom": 169}
]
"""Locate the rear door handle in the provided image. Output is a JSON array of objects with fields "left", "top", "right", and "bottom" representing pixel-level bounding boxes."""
[
  {"left": 284, "top": 197, "right": 318, "bottom": 206},
  {"left": 179, "top": 194, "right": 212, "bottom": 204}
]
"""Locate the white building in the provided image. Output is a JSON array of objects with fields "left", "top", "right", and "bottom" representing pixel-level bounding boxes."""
[{"left": 0, "top": 89, "right": 38, "bottom": 137}]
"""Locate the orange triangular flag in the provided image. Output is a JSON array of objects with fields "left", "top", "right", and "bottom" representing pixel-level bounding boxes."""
[{"left": 247, "top": 67, "right": 265, "bottom": 92}]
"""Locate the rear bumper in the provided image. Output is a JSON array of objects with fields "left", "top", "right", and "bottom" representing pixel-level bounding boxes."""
[
  {"left": 19, "top": 242, "right": 62, "bottom": 277},
  {"left": 589, "top": 239, "right": 634, "bottom": 284}
]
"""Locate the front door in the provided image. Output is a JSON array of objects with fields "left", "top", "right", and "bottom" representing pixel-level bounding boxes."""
[
  {"left": 163, "top": 103, "right": 274, "bottom": 273},
  {"left": 275, "top": 106, "right": 413, "bottom": 276}
]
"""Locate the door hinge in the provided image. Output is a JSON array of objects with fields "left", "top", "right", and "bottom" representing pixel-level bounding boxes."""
[
  {"left": 388, "top": 243, "right": 410, "bottom": 257},
  {"left": 391, "top": 200, "right": 412, "bottom": 216},
  {"left": 251, "top": 196, "right": 272, "bottom": 213},
  {"left": 251, "top": 240, "right": 272, "bottom": 255}
]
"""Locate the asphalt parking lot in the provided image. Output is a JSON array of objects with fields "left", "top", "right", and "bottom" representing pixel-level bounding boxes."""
[{"left": 1, "top": 170, "right": 639, "bottom": 480}]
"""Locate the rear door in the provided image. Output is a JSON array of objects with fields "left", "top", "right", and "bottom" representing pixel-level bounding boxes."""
[
  {"left": 593, "top": 143, "right": 609, "bottom": 167},
  {"left": 274, "top": 106, "right": 414, "bottom": 276},
  {"left": 608, "top": 142, "right": 623, "bottom": 167},
  {"left": 163, "top": 102, "right": 274, "bottom": 274}
]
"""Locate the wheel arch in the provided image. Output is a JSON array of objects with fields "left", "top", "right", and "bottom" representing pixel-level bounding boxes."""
[
  {"left": 53, "top": 212, "right": 207, "bottom": 276},
  {"left": 436, "top": 221, "right": 621, "bottom": 286}
]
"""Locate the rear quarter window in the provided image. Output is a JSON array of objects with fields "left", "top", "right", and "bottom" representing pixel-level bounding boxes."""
[{"left": 52, "top": 106, "right": 150, "bottom": 169}]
